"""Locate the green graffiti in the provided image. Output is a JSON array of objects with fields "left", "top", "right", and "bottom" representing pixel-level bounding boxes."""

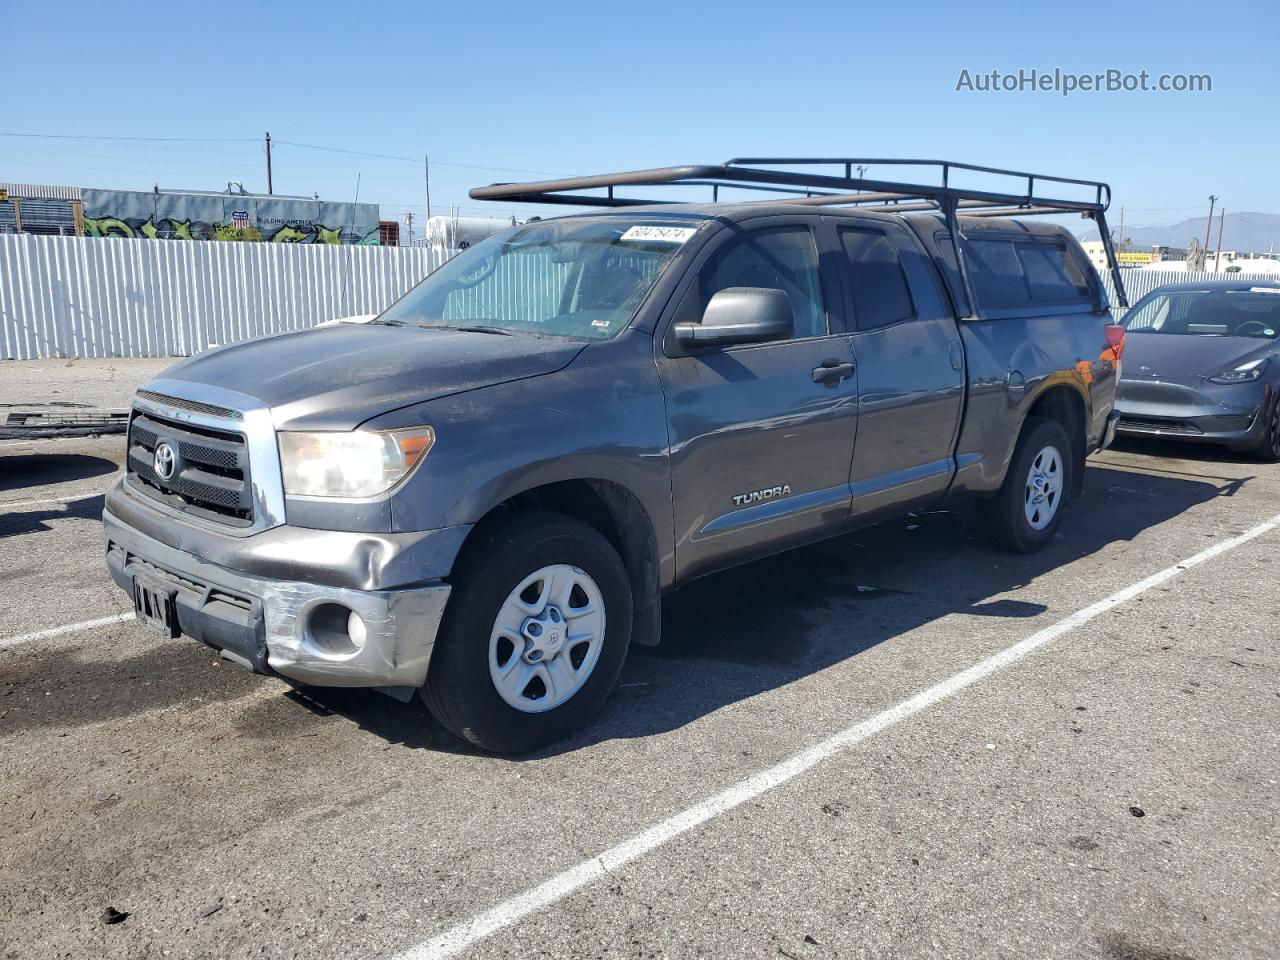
[
  {"left": 270, "top": 225, "right": 310, "bottom": 243},
  {"left": 82, "top": 213, "right": 373, "bottom": 244},
  {"left": 86, "top": 215, "right": 201, "bottom": 240},
  {"left": 84, "top": 216, "right": 136, "bottom": 238},
  {"left": 213, "top": 223, "right": 264, "bottom": 242}
]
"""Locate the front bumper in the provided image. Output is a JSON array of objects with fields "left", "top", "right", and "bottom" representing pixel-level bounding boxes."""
[
  {"left": 104, "top": 508, "right": 452, "bottom": 688},
  {"left": 1115, "top": 378, "right": 1272, "bottom": 448}
]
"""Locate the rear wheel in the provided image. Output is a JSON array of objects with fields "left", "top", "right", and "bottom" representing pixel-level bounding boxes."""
[
  {"left": 422, "top": 511, "right": 632, "bottom": 754},
  {"left": 977, "top": 417, "right": 1073, "bottom": 553}
]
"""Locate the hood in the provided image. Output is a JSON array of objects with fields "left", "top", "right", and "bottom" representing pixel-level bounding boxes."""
[
  {"left": 1122, "top": 333, "right": 1275, "bottom": 384},
  {"left": 155, "top": 324, "right": 588, "bottom": 430}
]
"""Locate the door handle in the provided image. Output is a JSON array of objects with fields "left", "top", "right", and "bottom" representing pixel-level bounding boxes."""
[{"left": 812, "top": 359, "right": 855, "bottom": 385}]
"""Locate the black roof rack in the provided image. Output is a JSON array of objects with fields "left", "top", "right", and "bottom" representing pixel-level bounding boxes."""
[{"left": 470, "top": 157, "right": 1128, "bottom": 312}]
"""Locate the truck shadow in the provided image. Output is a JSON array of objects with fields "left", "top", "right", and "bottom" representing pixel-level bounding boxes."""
[
  {"left": 1109, "top": 435, "right": 1266, "bottom": 467},
  {"left": 288, "top": 460, "right": 1238, "bottom": 756},
  {"left": 0, "top": 493, "right": 107, "bottom": 539},
  {"left": 6, "top": 460, "right": 1235, "bottom": 752},
  {"left": 0, "top": 453, "right": 120, "bottom": 493}
]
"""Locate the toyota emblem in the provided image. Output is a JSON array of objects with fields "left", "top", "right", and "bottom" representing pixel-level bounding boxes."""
[{"left": 153, "top": 441, "right": 177, "bottom": 481}]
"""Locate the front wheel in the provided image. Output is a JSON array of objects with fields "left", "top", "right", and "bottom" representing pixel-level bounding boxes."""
[
  {"left": 422, "top": 511, "right": 632, "bottom": 754},
  {"left": 977, "top": 417, "right": 1074, "bottom": 553},
  {"left": 1252, "top": 399, "right": 1280, "bottom": 463}
]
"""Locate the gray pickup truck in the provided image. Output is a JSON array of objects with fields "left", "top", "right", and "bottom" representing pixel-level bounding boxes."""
[{"left": 104, "top": 160, "right": 1128, "bottom": 753}]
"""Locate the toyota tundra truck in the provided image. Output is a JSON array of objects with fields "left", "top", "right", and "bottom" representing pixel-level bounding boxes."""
[{"left": 104, "top": 159, "right": 1128, "bottom": 753}]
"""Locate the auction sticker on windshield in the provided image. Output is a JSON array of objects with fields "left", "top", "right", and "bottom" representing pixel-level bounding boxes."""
[{"left": 620, "top": 225, "right": 698, "bottom": 244}]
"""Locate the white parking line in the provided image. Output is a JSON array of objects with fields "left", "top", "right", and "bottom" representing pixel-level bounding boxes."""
[
  {"left": 391, "top": 511, "right": 1280, "bottom": 960},
  {"left": 0, "top": 436, "right": 102, "bottom": 449},
  {"left": 1, "top": 491, "right": 104, "bottom": 510},
  {"left": 0, "top": 612, "right": 135, "bottom": 651}
]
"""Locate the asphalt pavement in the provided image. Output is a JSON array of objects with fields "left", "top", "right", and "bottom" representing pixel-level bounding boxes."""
[{"left": 1, "top": 360, "right": 1277, "bottom": 960}]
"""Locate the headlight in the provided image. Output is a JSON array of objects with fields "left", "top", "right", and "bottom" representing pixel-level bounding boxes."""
[
  {"left": 278, "top": 428, "right": 435, "bottom": 498},
  {"left": 1208, "top": 358, "right": 1269, "bottom": 384}
]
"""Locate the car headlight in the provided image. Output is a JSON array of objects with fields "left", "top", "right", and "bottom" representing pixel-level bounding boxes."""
[
  {"left": 278, "top": 428, "right": 435, "bottom": 498},
  {"left": 1208, "top": 358, "right": 1269, "bottom": 384}
]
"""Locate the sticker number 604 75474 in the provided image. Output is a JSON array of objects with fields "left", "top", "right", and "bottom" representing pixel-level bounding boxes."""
[{"left": 619, "top": 225, "right": 698, "bottom": 244}]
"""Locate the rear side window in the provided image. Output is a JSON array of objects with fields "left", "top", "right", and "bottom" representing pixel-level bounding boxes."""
[
  {"left": 968, "top": 239, "right": 1030, "bottom": 306},
  {"left": 938, "top": 233, "right": 1095, "bottom": 311},
  {"left": 1018, "top": 243, "right": 1092, "bottom": 302},
  {"left": 839, "top": 228, "right": 916, "bottom": 329}
]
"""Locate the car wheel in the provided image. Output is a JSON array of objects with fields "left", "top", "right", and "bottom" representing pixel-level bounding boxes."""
[
  {"left": 977, "top": 417, "right": 1073, "bottom": 553},
  {"left": 422, "top": 511, "right": 632, "bottom": 754},
  {"left": 1253, "top": 399, "right": 1280, "bottom": 463}
]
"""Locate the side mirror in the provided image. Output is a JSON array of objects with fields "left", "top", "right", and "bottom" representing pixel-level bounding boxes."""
[{"left": 673, "top": 287, "right": 794, "bottom": 348}]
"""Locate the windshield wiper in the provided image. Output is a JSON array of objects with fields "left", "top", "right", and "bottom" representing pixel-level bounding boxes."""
[
  {"left": 374, "top": 319, "right": 524, "bottom": 336},
  {"left": 449, "top": 324, "right": 513, "bottom": 336},
  {"left": 410, "top": 321, "right": 515, "bottom": 336}
]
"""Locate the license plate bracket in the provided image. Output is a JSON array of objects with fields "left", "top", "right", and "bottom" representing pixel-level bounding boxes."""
[{"left": 133, "top": 577, "right": 179, "bottom": 637}]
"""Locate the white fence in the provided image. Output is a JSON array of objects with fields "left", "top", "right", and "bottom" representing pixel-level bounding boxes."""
[
  {"left": 2, "top": 233, "right": 1276, "bottom": 360},
  {"left": 0, "top": 235, "right": 449, "bottom": 360}
]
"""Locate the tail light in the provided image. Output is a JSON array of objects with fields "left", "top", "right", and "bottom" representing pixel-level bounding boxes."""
[{"left": 1104, "top": 323, "right": 1126, "bottom": 361}]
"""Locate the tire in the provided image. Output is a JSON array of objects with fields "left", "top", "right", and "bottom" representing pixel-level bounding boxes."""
[
  {"left": 1252, "top": 399, "right": 1280, "bottom": 463},
  {"left": 977, "top": 417, "right": 1074, "bottom": 553},
  {"left": 422, "top": 511, "right": 632, "bottom": 754}
]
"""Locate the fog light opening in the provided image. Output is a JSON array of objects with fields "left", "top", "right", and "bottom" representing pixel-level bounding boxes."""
[{"left": 306, "top": 602, "right": 365, "bottom": 656}]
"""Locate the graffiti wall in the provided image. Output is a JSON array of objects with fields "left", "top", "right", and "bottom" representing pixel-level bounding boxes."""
[{"left": 80, "top": 188, "right": 381, "bottom": 244}]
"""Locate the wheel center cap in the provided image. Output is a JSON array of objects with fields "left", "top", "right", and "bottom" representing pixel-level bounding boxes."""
[{"left": 522, "top": 606, "right": 566, "bottom": 662}]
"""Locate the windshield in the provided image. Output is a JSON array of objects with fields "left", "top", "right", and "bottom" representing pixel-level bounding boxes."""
[
  {"left": 377, "top": 218, "right": 700, "bottom": 340},
  {"left": 1123, "top": 287, "right": 1280, "bottom": 339}
]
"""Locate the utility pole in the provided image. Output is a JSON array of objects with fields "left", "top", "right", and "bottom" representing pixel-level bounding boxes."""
[
  {"left": 1203, "top": 195, "right": 1217, "bottom": 252},
  {"left": 265, "top": 131, "right": 274, "bottom": 195},
  {"left": 1215, "top": 208, "right": 1226, "bottom": 273},
  {"left": 402, "top": 212, "right": 413, "bottom": 247},
  {"left": 424, "top": 155, "right": 432, "bottom": 221},
  {"left": 1116, "top": 205, "right": 1126, "bottom": 250}
]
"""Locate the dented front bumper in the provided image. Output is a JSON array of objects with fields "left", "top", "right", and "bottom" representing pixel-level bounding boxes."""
[{"left": 103, "top": 489, "right": 456, "bottom": 689}]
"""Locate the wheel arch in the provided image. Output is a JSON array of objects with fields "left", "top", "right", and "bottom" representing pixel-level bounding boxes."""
[
  {"left": 457, "top": 477, "right": 664, "bottom": 647},
  {"left": 1022, "top": 381, "right": 1089, "bottom": 499}
]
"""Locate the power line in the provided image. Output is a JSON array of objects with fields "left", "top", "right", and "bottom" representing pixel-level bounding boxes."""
[
  {"left": 1, "top": 130, "right": 564, "bottom": 176},
  {"left": 273, "top": 140, "right": 561, "bottom": 176},
  {"left": 0, "top": 131, "right": 259, "bottom": 143}
]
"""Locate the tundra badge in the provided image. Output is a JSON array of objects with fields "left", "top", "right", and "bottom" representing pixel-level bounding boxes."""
[{"left": 732, "top": 484, "right": 792, "bottom": 507}]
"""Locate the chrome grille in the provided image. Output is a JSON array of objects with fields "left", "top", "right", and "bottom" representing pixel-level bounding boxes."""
[{"left": 127, "top": 411, "right": 253, "bottom": 526}]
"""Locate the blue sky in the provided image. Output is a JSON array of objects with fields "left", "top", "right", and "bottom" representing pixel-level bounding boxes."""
[{"left": 4, "top": 0, "right": 1277, "bottom": 232}]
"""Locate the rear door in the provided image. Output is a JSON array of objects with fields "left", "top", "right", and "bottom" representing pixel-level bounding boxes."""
[
  {"left": 655, "top": 218, "right": 858, "bottom": 581},
  {"left": 830, "top": 217, "right": 965, "bottom": 523}
]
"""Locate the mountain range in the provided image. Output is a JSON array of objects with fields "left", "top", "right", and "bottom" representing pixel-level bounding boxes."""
[{"left": 1077, "top": 211, "right": 1280, "bottom": 254}]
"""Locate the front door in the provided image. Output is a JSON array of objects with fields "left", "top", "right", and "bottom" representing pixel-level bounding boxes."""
[{"left": 655, "top": 220, "right": 859, "bottom": 582}]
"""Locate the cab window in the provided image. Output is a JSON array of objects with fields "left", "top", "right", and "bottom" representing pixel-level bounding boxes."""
[{"left": 696, "top": 227, "right": 829, "bottom": 339}]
